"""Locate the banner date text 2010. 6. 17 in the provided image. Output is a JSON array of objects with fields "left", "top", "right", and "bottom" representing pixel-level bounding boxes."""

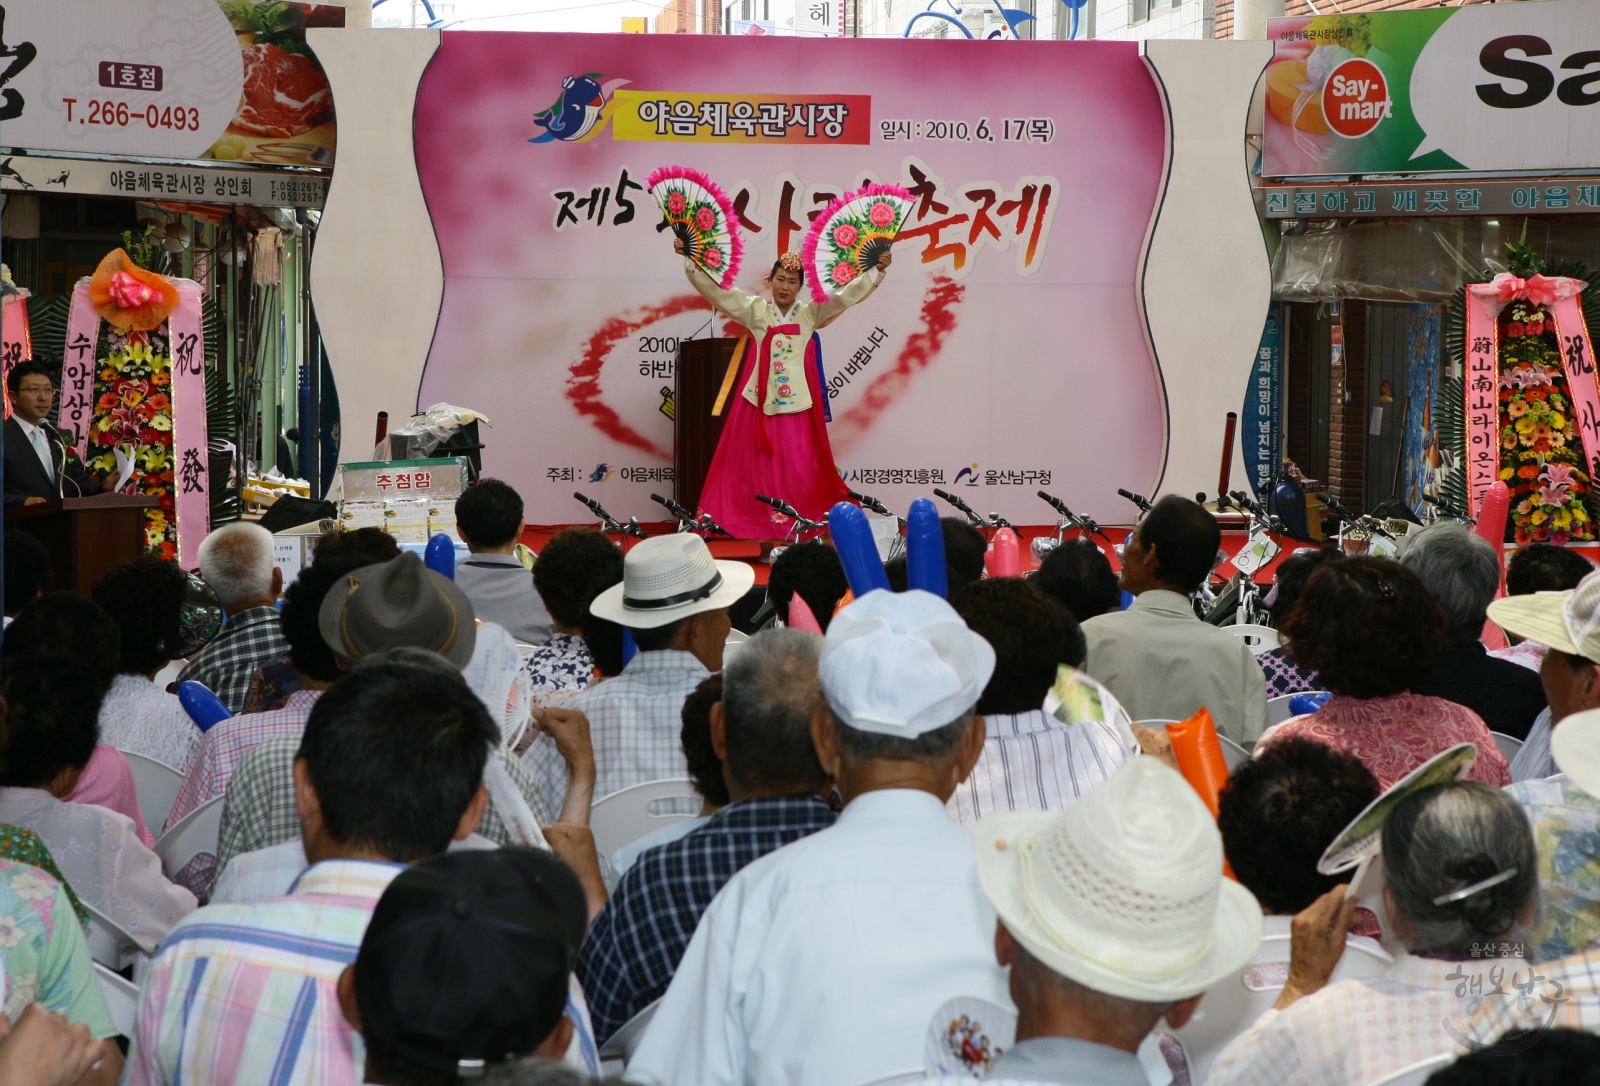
[{"left": 62, "top": 98, "right": 201, "bottom": 131}]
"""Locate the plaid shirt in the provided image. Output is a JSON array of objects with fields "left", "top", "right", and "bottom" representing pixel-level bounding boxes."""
[
  {"left": 125, "top": 859, "right": 405, "bottom": 1086},
  {"left": 577, "top": 794, "right": 836, "bottom": 1045},
  {"left": 534, "top": 650, "right": 710, "bottom": 817},
  {"left": 168, "top": 690, "right": 323, "bottom": 829},
  {"left": 177, "top": 606, "right": 290, "bottom": 715},
  {"left": 1469, "top": 945, "right": 1600, "bottom": 1040},
  {"left": 216, "top": 738, "right": 551, "bottom": 871}
]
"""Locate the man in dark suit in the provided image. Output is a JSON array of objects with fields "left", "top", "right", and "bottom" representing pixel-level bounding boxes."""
[{"left": 5, "top": 360, "right": 102, "bottom": 509}]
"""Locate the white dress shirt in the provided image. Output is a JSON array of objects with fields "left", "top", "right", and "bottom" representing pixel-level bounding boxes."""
[
  {"left": 210, "top": 834, "right": 500, "bottom": 905},
  {"left": 1082, "top": 590, "right": 1269, "bottom": 746},
  {"left": 627, "top": 788, "right": 1012, "bottom": 1086},
  {"left": 948, "top": 694, "right": 1135, "bottom": 828},
  {"left": 0, "top": 787, "right": 196, "bottom": 944},
  {"left": 98, "top": 673, "right": 204, "bottom": 774},
  {"left": 14, "top": 415, "right": 57, "bottom": 482}
]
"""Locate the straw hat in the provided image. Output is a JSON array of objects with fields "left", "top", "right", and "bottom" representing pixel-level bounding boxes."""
[
  {"left": 1487, "top": 569, "right": 1600, "bottom": 659},
  {"left": 974, "top": 758, "right": 1263, "bottom": 1002},
  {"left": 318, "top": 552, "right": 477, "bottom": 669},
  {"left": 588, "top": 534, "right": 755, "bottom": 629}
]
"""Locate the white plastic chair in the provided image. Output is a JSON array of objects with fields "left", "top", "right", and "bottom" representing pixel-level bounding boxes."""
[
  {"left": 95, "top": 962, "right": 141, "bottom": 1038},
  {"left": 1267, "top": 693, "right": 1314, "bottom": 726},
  {"left": 83, "top": 903, "right": 154, "bottom": 976},
  {"left": 722, "top": 628, "right": 751, "bottom": 663},
  {"left": 1363, "top": 1053, "right": 1454, "bottom": 1086},
  {"left": 1217, "top": 734, "right": 1250, "bottom": 773},
  {"left": 1149, "top": 724, "right": 1248, "bottom": 773},
  {"left": 1228, "top": 624, "right": 1282, "bottom": 654},
  {"left": 120, "top": 750, "right": 184, "bottom": 836},
  {"left": 1491, "top": 731, "right": 1524, "bottom": 763},
  {"left": 589, "top": 779, "right": 701, "bottom": 858},
  {"left": 153, "top": 795, "right": 224, "bottom": 880},
  {"left": 598, "top": 998, "right": 660, "bottom": 1064},
  {"left": 1172, "top": 928, "right": 1392, "bottom": 1083}
]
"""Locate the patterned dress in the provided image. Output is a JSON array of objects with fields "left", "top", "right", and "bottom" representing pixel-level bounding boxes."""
[{"left": 1262, "top": 693, "right": 1510, "bottom": 789}]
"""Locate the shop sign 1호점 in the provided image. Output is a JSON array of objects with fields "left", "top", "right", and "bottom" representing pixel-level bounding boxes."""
[
  {"left": 1265, "top": 0, "right": 1600, "bottom": 177},
  {"left": 0, "top": 0, "right": 340, "bottom": 168}
]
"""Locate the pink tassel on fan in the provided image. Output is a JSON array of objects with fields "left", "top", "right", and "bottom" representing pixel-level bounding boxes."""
[
  {"left": 801, "top": 183, "right": 915, "bottom": 303},
  {"left": 788, "top": 594, "right": 824, "bottom": 634}
]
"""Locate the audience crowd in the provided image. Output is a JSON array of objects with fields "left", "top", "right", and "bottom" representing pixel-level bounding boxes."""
[{"left": 6, "top": 483, "right": 1600, "bottom": 1086}]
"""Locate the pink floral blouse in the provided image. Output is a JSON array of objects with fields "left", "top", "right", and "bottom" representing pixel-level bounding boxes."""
[{"left": 1262, "top": 692, "right": 1511, "bottom": 790}]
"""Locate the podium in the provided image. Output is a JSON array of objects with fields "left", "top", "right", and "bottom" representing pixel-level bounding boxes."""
[
  {"left": 7, "top": 494, "right": 159, "bottom": 594},
  {"left": 673, "top": 337, "right": 742, "bottom": 513}
]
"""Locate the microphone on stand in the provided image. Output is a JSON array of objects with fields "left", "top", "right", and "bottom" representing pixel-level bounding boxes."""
[
  {"left": 651, "top": 492, "right": 698, "bottom": 529},
  {"left": 847, "top": 489, "right": 893, "bottom": 517},
  {"left": 755, "top": 493, "right": 821, "bottom": 531},
  {"left": 933, "top": 488, "right": 986, "bottom": 528},
  {"left": 574, "top": 492, "right": 644, "bottom": 537},
  {"left": 1117, "top": 489, "right": 1154, "bottom": 514},
  {"left": 988, "top": 512, "right": 1014, "bottom": 530}
]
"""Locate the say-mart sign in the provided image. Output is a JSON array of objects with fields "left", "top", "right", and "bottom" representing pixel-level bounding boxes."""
[{"left": 1265, "top": 0, "right": 1600, "bottom": 177}]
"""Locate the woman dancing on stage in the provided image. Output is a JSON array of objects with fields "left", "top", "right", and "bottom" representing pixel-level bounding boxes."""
[{"left": 676, "top": 237, "right": 892, "bottom": 540}]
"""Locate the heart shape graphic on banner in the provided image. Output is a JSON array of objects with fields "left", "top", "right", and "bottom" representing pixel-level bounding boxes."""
[{"left": 565, "top": 276, "right": 966, "bottom": 462}]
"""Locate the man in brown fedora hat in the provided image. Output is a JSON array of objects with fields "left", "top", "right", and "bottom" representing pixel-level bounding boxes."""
[{"left": 212, "top": 553, "right": 585, "bottom": 894}]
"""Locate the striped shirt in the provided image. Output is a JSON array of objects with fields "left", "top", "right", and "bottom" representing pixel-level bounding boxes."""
[
  {"left": 947, "top": 697, "right": 1136, "bottom": 828},
  {"left": 168, "top": 690, "right": 323, "bottom": 829},
  {"left": 126, "top": 858, "right": 405, "bottom": 1086},
  {"left": 1511, "top": 707, "right": 1555, "bottom": 783}
]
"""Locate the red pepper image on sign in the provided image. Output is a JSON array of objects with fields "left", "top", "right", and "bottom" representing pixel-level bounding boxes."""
[{"left": 1321, "top": 58, "right": 1391, "bottom": 140}]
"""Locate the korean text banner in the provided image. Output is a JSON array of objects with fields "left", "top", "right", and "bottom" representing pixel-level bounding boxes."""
[
  {"left": 1265, "top": 0, "right": 1600, "bottom": 177},
  {"left": 413, "top": 34, "right": 1167, "bottom": 527}
]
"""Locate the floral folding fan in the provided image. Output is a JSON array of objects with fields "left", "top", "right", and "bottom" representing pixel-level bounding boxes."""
[
  {"left": 802, "top": 184, "right": 915, "bottom": 303},
  {"left": 647, "top": 166, "right": 742, "bottom": 289}
]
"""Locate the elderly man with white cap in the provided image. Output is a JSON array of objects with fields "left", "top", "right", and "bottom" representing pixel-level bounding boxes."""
[
  {"left": 626, "top": 588, "right": 1009, "bottom": 1086},
  {"left": 538, "top": 534, "right": 754, "bottom": 817},
  {"left": 933, "top": 757, "right": 1263, "bottom": 1086}
]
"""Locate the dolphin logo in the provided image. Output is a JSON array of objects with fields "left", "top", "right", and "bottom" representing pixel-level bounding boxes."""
[
  {"left": 589, "top": 463, "right": 615, "bottom": 483},
  {"left": 531, "top": 74, "right": 629, "bottom": 144}
]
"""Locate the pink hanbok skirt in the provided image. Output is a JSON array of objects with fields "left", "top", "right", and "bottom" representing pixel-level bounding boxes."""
[{"left": 697, "top": 337, "right": 853, "bottom": 540}]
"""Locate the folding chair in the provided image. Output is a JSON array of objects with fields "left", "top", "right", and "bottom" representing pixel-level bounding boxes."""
[
  {"left": 1228, "top": 624, "right": 1282, "bottom": 654},
  {"left": 589, "top": 779, "right": 701, "bottom": 858},
  {"left": 94, "top": 962, "right": 141, "bottom": 1038},
  {"left": 120, "top": 750, "right": 184, "bottom": 836},
  {"left": 1491, "top": 732, "right": 1523, "bottom": 763},
  {"left": 154, "top": 795, "right": 224, "bottom": 881}
]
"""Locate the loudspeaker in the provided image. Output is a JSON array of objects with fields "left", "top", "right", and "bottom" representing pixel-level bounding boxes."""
[{"left": 258, "top": 495, "right": 338, "bottom": 534}]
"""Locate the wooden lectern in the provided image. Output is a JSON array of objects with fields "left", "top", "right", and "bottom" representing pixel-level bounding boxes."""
[
  {"left": 673, "top": 337, "right": 741, "bottom": 513},
  {"left": 7, "top": 494, "right": 159, "bottom": 594}
]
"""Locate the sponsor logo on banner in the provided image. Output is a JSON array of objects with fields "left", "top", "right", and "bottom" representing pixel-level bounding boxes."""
[{"left": 1321, "top": 58, "right": 1390, "bottom": 139}]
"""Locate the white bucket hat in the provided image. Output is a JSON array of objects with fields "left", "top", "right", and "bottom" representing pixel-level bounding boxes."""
[
  {"left": 588, "top": 534, "right": 755, "bottom": 629},
  {"left": 1487, "top": 569, "right": 1600, "bottom": 660},
  {"left": 974, "top": 758, "right": 1263, "bottom": 1003},
  {"left": 819, "top": 588, "right": 995, "bottom": 739}
]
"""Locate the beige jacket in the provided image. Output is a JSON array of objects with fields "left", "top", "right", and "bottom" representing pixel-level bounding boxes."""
[{"left": 1081, "top": 589, "right": 1269, "bottom": 746}]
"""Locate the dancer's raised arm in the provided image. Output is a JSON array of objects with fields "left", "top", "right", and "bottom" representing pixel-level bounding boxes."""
[{"left": 676, "top": 236, "right": 762, "bottom": 329}]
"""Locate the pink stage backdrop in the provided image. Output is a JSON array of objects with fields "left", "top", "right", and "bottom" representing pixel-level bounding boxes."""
[{"left": 414, "top": 34, "right": 1167, "bottom": 527}]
